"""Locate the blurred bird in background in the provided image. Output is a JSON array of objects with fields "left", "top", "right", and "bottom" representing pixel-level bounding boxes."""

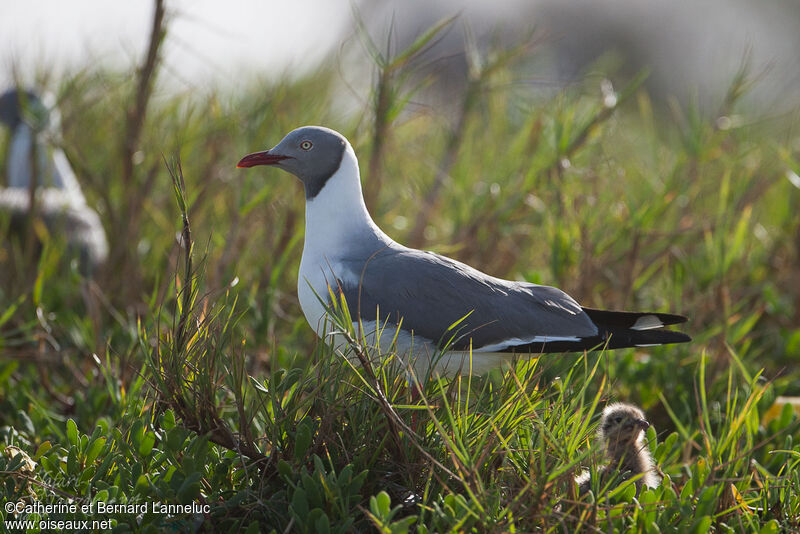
[{"left": 0, "top": 88, "right": 107, "bottom": 276}]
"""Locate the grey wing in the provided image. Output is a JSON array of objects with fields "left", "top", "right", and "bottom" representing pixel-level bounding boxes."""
[{"left": 338, "top": 248, "right": 598, "bottom": 351}]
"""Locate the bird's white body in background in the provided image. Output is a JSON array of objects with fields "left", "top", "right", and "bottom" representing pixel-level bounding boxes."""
[{"left": 0, "top": 89, "right": 108, "bottom": 273}]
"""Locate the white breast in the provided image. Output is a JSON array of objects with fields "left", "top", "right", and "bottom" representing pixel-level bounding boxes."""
[
  {"left": 296, "top": 146, "right": 383, "bottom": 338},
  {"left": 293, "top": 144, "right": 525, "bottom": 376},
  {"left": 297, "top": 252, "right": 345, "bottom": 338}
]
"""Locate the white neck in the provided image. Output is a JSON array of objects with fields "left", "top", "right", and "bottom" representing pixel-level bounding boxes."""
[
  {"left": 7, "top": 124, "right": 85, "bottom": 204},
  {"left": 302, "top": 144, "right": 389, "bottom": 257}
]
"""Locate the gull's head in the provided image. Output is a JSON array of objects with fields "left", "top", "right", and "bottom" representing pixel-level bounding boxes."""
[
  {"left": 0, "top": 88, "right": 56, "bottom": 132},
  {"left": 237, "top": 126, "right": 349, "bottom": 199},
  {"left": 599, "top": 403, "right": 650, "bottom": 447}
]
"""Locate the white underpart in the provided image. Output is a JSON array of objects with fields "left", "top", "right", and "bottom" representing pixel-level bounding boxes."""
[
  {"left": 297, "top": 143, "right": 389, "bottom": 342},
  {"left": 474, "top": 335, "right": 582, "bottom": 352},
  {"left": 295, "top": 142, "right": 543, "bottom": 376},
  {"left": 8, "top": 124, "right": 86, "bottom": 205},
  {"left": 631, "top": 314, "right": 664, "bottom": 331}
]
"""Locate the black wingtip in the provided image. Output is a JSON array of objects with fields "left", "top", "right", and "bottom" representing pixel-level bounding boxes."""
[
  {"left": 609, "top": 328, "right": 691, "bottom": 348},
  {"left": 649, "top": 311, "right": 690, "bottom": 326},
  {"left": 581, "top": 307, "right": 689, "bottom": 329},
  {"left": 497, "top": 309, "right": 692, "bottom": 354}
]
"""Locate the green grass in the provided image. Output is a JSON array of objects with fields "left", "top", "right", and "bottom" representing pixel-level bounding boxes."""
[{"left": 1, "top": 13, "right": 800, "bottom": 533}]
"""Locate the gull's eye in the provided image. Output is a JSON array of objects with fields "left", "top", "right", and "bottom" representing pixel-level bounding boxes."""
[
  {"left": 614, "top": 416, "right": 623, "bottom": 424},
  {"left": 300, "top": 140, "right": 313, "bottom": 151}
]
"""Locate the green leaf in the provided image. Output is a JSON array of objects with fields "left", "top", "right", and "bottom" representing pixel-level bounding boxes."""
[
  {"left": 85, "top": 437, "right": 107, "bottom": 464},
  {"left": 277, "top": 460, "right": 292, "bottom": 479},
  {"left": 5, "top": 452, "right": 25, "bottom": 472},
  {"left": 92, "top": 451, "right": 118, "bottom": 485},
  {"left": 34, "top": 441, "right": 51, "bottom": 460},
  {"left": 177, "top": 472, "right": 201, "bottom": 502},
  {"left": 291, "top": 487, "right": 309, "bottom": 519},
  {"left": 371, "top": 490, "right": 392, "bottom": 517},
  {"left": 389, "top": 14, "right": 458, "bottom": 71},
  {"left": 759, "top": 520, "right": 780, "bottom": 534},
  {"left": 17, "top": 410, "right": 35, "bottom": 435},
  {"left": 161, "top": 410, "right": 176, "bottom": 430},
  {"left": 680, "top": 477, "right": 695, "bottom": 500},
  {"left": 0, "top": 293, "right": 26, "bottom": 328},
  {"left": 33, "top": 275, "right": 44, "bottom": 306},
  {"left": 389, "top": 516, "right": 417, "bottom": 534},
  {"left": 67, "top": 447, "right": 78, "bottom": 476},
  {"left": 79, "top": 465, "right": 96, "bottom": 484},
  {"left": 695, "top": 486, "right": 718, "bottom": 517},
  {"left": 350, "top": 469, "right": 367, "bottom": 496},
  {"left": 0, "top": 361, "right": 19, "bottom": 386},
  {"left": 66, "top": 419, "right": 79, "bottom": 446},
  {"left": 301, "top": 472, "right": 323, "bottom": 508},
  {"left": 620, "top": 481, "right": 637, "bottom": 501},
  {"left": 691, "top": 516, "right": 712, "bottom": 534},
  {"left": 639, "top": 489, "right": 658, "bottom": 523},
  {"left": 138, "top": 431, "right": 156, "bottom": 458},
  {"left": 664, "top": 432, "right": 678, "bottom": 454},
  {"left": 294, "top": 420, "right": 313, "bottom": 462},
  {"left": 166, "top": 427, "right": 188, "bottom": 452},
  {"left": 39, "top": 455, "right": 54, "bottom": 474},
  {"left": 135, "top": 474, "right": 150, "bottom": 494},
  {"left": 314, "top": 512, "right": 331, "bottom": 534}
]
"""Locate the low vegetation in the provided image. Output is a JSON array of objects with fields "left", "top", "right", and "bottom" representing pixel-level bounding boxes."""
[{"left": 1, "top": 10, "right": 799, "bottom": 532}]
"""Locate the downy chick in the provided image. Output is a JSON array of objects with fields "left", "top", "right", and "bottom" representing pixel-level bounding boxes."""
[{"left": 577, "top": 402, "right": 659, "bottom": 495}]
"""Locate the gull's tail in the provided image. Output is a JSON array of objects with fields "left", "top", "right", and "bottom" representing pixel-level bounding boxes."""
[
  {"left": 581, "top": 307, "right": 691, "bottom": 349},
  {"left": 502, "top": 308, "right": 691, "bottom": 354}
]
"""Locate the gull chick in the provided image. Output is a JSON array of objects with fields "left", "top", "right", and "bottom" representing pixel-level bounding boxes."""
[
  {"left": 238, "top": 126, "right": 690, "bottom": 376},
  {"left": 577, "top": 402, "right": 659, "bottom": 495}
]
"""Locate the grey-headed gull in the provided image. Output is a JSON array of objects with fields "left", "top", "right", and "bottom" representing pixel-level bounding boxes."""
[{"left": 238, "top": 126, "right": 690, "bottom": 375}]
